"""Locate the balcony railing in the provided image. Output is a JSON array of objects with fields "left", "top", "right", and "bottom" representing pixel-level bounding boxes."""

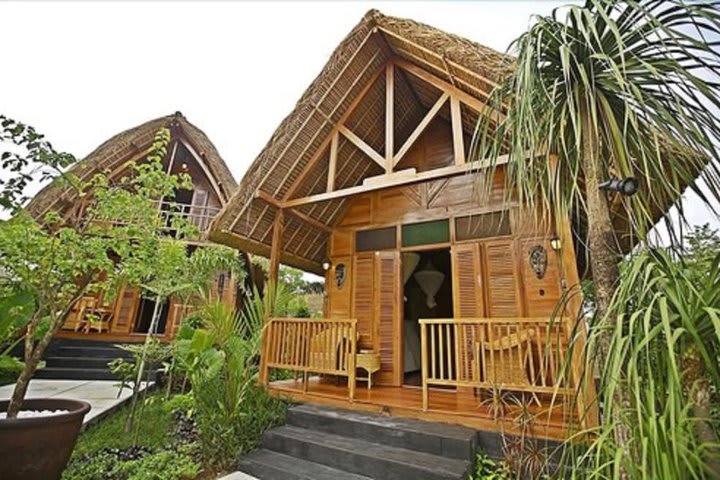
[
  {"left": 259, "top": 318, "right": 357, "bottom": 400},
  {"left": 419, "top": 318, "right": 574, "bottom": 411},
  {"left": 156, "top": 200, "right": 221, "bottom": 234}
]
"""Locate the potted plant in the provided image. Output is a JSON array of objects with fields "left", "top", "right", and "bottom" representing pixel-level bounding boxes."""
[{"left": 0, "top": 117, "right": 236, "bottom": 479}]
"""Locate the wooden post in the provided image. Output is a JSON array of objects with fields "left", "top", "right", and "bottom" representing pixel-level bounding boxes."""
[
  {"left": 385, "top": 63, "right": 394, "bottom": 173},
  {"left": 420, "top": 320, "right": 429, "bottom": 411},
  {"left": 348, "top": 320, "right": 357, "bottom": 401},
  {"left": 450, "top": 96, "right": 465, "bottom": 166},
  {"left": 268, "top": 208, "right": 284, "bottom": 288}
]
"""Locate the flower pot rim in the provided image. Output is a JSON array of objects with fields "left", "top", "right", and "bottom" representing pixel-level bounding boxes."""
[{"left": 0, "top": 398, "right": 91, "bottom": 428}]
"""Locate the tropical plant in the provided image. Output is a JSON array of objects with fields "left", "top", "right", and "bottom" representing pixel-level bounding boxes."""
[
  {"left": 565, "top": 249, "right": 720, "bottom": 478},
  {"left": 173, "top": 284, "right": 291, "bottom": 469},
  {"left": 473, "top": 0, "right": 720, "bottom": 475}
]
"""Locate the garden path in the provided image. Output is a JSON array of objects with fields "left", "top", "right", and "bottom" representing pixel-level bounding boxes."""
[{"left": 0, "top": 379, "right": 150, "bottom": 426}]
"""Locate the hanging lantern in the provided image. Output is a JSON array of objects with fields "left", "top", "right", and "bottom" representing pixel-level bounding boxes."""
[{"left": 414, "top": 260, "right": 445, "bottom": 309}]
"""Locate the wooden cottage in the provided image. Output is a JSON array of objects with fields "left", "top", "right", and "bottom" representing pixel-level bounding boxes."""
[
  {"left": 210, "top": 11, "right": 594, "bottom": 439},
  {"left": 27, "top": 112, "right": 245, "bottom": 342}
]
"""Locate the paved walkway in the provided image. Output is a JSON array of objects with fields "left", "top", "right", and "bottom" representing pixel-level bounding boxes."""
[{"left": 0, "top": 379, "right": 148, "bottom": 426}]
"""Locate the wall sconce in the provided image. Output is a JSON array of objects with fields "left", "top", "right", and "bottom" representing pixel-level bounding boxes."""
[
  {"left": 599, "top": 176, "right": 639, "bottom": 196},
  {"left": 322, "top": 260, "right": 332, "bottom": 271},
  {"left": 550, "top": 237, "right": 562, "bottom": 251}
]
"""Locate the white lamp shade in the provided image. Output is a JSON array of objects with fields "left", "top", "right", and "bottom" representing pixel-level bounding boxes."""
[{"left": 414, "top": 268, "right": 445, "bottom": 309}]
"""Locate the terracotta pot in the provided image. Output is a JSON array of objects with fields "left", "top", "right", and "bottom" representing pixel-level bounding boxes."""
[{"left": 0, "top": 398, "right": 91, "bottom": 480}]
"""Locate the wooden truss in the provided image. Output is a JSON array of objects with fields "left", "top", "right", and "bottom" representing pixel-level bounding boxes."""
[{"left": 271, "top": 57, "right": 505, "bottom": 210}]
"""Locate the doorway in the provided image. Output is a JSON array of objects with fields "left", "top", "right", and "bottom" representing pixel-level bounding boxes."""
[
  {"left": 401, "top": 248, "right": 453, "bottom": 386},
  {"left": 134, "top": 296, "right": 170, "bottom": 335}
]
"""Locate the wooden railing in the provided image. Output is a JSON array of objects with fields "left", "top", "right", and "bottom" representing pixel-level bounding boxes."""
[
  {"left": 419, "top": 318, "right": 573, "bottom": 411},
  {"left": 259, "top": 318, "right": 357, "bottom": 400}
]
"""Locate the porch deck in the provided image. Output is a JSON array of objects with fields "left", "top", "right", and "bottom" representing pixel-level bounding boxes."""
[{"left": 268, "top": 376, "right": 578, "bottom": 440}]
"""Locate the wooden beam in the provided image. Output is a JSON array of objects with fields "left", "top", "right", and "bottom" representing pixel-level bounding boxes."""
[
  {"left": 282, "top": 155, "right": 509, "bottom": 208},
  {"left": 327, "top": 131, "right": 339, "bottom": 192},
  {"left": 450, "top": 96, "right": 466, "bottom": 166},
  {"left": 393, "top": 92, "right": 449, "bottom": 167},
  {"left": 385, "top": 63, "right": 394, "bottom": 173},
  {"left": 378, "top": 27, "right": 501, "bottom": 90},
  {"left": 393, "top": 57, "right": 505, "bottom": 123},
  {"left": 338, "top": 125, "right": 385, "bottom": 169},
  {"left": 268, "top": 209, "right": 284, "bottom": 287},
  {"left": 256, "top": 190, "right": 331, "bottom": 233},
  {"left": 283, "top": 63, "right": 386, "bottom": 201}
]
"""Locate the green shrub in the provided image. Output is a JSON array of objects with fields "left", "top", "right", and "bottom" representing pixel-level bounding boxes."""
[
  {"left": 469, "top": 453, "right": 511, "bottom": 480},
  {"left": 63, "top": 449, "right": 200, "bottom": 480},
  {"left": 161, "top": 392, "right": 194, "bottom": 417},
  {"left": 0, "top": 355, "right": 24, "bottom": 386}
]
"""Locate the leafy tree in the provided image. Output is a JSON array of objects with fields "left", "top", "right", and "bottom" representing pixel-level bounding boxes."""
[
  {"left": 474, "top": 0, "right": 720, "bottom": 475},
  {"left": 0, "top": 119, "right": 238, "bottom": 419}
]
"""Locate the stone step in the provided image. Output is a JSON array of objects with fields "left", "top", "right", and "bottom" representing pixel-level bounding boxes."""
[
  {"left": 44, "top": 356, "right": 118, "bottom": 370},
  {"left": 287, "top": 404, "right": 477, "bottom": 461},
  {"left": 52, "top": 345, "right": 132, "bottom": 359},
  {"left": 33, "top": 367, "right": 118, "bottom": 381},
  {"left": 237, "top": 449, "right": 372, "bottom": 480},
  {"left": 262, "top": 425, "right": 471, "bottom": 480}
]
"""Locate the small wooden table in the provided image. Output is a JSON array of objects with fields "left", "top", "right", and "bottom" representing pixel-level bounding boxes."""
[{"left": 355, "top": 351, "right": 381, "bottom": 389}]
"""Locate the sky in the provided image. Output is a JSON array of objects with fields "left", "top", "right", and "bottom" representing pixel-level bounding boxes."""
[{"left": 1, "top": 0, "right": 717, "bottom": 242}]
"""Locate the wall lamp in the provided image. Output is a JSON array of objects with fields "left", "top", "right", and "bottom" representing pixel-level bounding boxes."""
[
  {"left": 550, "top": 236, "right": 562, "bottom": 251},
  {"left": 599, "top": 176, "right": 639, "bottom": 196},
  {"left": 322, "top": 260, "right": 332, "bottom": 271}
]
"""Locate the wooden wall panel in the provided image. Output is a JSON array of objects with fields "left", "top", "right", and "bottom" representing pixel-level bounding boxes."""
[
  {"left": 352, "top": 252, "right": 375, "bottom": 349},
  {"left": 396, "top": 118, "right": 454, "bottom": 173},
  {"left": 375, "top": 251, "right": 401, "bottom": 386},
  {"left": 483, "top": 239, "right": 522, "bottom": 317},
  {"left": 328, "top": 256, "right": 352, "bottom": 319},
  {"left": 331, "top": 230, "right": 353, "bottom": 256},
  {"left": 339, "top": 194, "right": 372, "bottom": 226},
  {"left": 374, "top": 189, "right": 417, "bottom": 225},
  {"left": 518, "top": 238, "right": 562, "bottom": 317}
]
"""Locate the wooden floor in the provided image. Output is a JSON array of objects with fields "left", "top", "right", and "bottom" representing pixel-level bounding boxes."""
[
  {"left": 54, "top": 331, "right": 169, "bottom": 343},
  {"left": 269, "top": 376, "right": 579, "bottom": 440}
]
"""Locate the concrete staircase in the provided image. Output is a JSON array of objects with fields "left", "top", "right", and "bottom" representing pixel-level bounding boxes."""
[
  {"left": 33, "top": 338, "right": 132, "bottom": 381},
  {"left": 236, "top": 404, "right": 479, "bottom": 480}
]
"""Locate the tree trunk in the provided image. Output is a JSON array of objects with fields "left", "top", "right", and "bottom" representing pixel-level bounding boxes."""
[
  {"left": 124, "top": 295, "right": 163, "bottom": 433},
  {"left": 579, "top": 98, "right": 631, "bottom": 475},
  {"left": 683, "top": 345, "right": 720, "bottom": 477}
]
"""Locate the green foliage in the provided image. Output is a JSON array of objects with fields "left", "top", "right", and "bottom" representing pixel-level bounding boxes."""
[
  {"left": 72, "top": 393, "right": 176, "bottom": 458},
  {"left": 161, "top": 392, "right": 194, "bottom": 417},
  {"left": 0, "top": 355, "right": 24, "bottom": 386},
  {"left": 474, "top": 0, "right": 720, "bottom": 240},
  {"left": 63, "top": 449, "right": 200, "bottom": 480},
  {"left": 174, "top": 285, "right": 291, "bottom": 468},
  {"left": 288, "top": 295, "right": 310, "bottom": 318},
  {"left": 567, "top": 249, "right": 720, "bottom": 478},
  {"left": 469, "top": 453, "right": 511, "bottom": 480}
]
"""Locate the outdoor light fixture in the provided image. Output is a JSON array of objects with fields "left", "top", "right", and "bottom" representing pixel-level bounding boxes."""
[
  {"left": 599, "top": 176, "right": 639, "bottom": 196},
  {"left": 550, "top": 237, "right": 562, "bottom": 251},
  {"left": 322, "top": 260, "right": 331, "bottom": 271}
]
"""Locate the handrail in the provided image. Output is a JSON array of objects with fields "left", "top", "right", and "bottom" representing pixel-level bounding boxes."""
[
  {"left": 259, "top": 317, "right": 357, "bottom": 400},
  {"left": 419, "top": 317, "right": 573, "bottom": 411}
]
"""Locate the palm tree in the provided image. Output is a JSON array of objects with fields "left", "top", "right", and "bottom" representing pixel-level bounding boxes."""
[{"left": 474, "top": 0, "right": 720, "bottom": 475}]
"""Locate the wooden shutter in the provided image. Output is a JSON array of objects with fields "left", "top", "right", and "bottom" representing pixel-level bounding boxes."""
[
  {"left": 190, "top": 189, "right": 209, "bottom": 230},
  {"left": 352, "top": 252, "right": 375, "bottom": 349},
  {"left": 452, "top": 243, "right": 483, "bottom": 318},
  {"left": 112, "top": 286, "right": 140, "bottom": 333},
  {"left": 375, "top": 251, "right": 401, "bottom": 386},
  {"left": 483, "top": 239, "right": 522, "bottom": 317}
]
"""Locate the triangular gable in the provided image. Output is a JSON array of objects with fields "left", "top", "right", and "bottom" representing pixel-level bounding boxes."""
[
  {"left": 210, "top": 9, "right": 512, "bottom": 274},
  {"left": 27, "top": 112, "right": 237, "bottom": 220}
]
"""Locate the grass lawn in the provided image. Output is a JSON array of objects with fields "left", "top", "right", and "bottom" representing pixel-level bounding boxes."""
[{"left": 73, "top": 390, "right": 175, "bottom": 458}]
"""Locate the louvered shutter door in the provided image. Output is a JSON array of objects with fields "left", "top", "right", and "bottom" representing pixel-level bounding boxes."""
[
  {"left": 451, "top": 244, "right": 483, "bottom": 385},
  {"left": 376, "top": 251, "right": 400, "bottom": 386},
  {"left": 484, "top": 239, "right": 521, "bottom": 317},
  {"left": 452, "top": 243, "right": 483, "bottom": 318},
  {"left": 352, "top": 253, "right": 375, "bottom": 349},
  {"left": 112, "top": 286, "right": 140, "bottom": 333}
]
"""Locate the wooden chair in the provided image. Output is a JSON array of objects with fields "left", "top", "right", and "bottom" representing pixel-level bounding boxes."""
[{"left": 477, "top": 328, "right": 537, "bottom": 387}]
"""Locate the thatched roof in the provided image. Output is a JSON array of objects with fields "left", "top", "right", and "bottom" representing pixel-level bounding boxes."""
[
  {"left": 26, "top": 112, "right": 237, "bottom": 219},
  {"left": 209, "top": 9, "right": 513, "bottom": 274}
]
